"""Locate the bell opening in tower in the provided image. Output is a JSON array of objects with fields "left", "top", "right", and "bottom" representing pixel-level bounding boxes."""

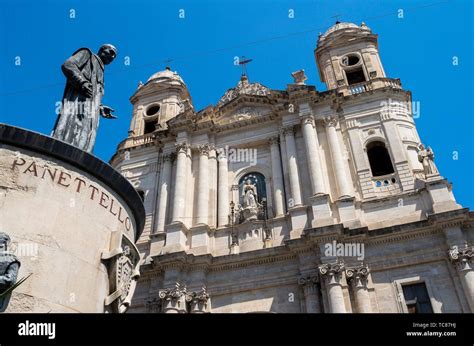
[
  {"left": 367, "top": 141, "right": 395, "bottom": 177},
  {"left": 345, "top": 67, "right": 366, "bottom": 85},
  {"left": 144, "top": 120, "right": 155, "bottom": 135}
]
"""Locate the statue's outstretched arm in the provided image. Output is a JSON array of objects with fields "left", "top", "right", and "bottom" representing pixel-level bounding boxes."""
[
  {"left": 0, "top": 263, "right": 19, "bottom": 287},
  {"left": 61, "top": 49, "right": 91, "bottom": 89}
]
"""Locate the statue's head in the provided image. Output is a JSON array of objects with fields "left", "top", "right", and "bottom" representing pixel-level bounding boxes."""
[
  {"left": 246, "top": 179, "right": 252, "bottom": 185},
  {"left": 98, "top": 44, "right": 117, "bottom": 65},
  {"left": 0, "top": 232, "right": 11, "bottom": 252},
  {"left": 418, "top": 143, "right": 425, "bottom": 150}
]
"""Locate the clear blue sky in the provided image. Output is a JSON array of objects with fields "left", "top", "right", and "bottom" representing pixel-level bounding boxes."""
[{"left": 0, "top": 0, "right": 472, "bottom": 208}]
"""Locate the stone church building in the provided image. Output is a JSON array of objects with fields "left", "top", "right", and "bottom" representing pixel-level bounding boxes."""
[{"left": 110, "top": 22, "right": 473, "bottom": 313}]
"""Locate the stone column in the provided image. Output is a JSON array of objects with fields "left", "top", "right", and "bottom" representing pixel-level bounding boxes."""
[
  {"left": 300, "top": 112, "right": 326, "bottom": 196},
  {"left": 448, "top": 245, "right": 474, "bottom": 312},
  {"left": 171, "top": 142, "right": 188, "bottom": 223},
  {"left": 319, "top": 262, "right": 347, "bottom": 313},
  {"left": 209, "top": 146, "right": 218, "bottom": 228},
  {"left": 217, "top": 151, "right": 229, "bottom": 227},
  {"left": 196, "top": 144, "right": 210, "bottom": 225},
  {"left": 279, "top": 133, "right": 292, "bottom": 206},
  {"left": 325, "top": 117, "right": 353, "bottom": 198},
  {"left": 297, "top": 273, "right": 322, "bottom": 313},
  {"left": 155, "top": 154, "right": 173, "bottom": 233},
  {"left": 282, "top": 126, "right": 302, "bottom": 206},
  {"left": 269, "top": 137, "right": 285, "bottom": 216},
  {"left": 345, "top": 264, "right": 371, "bottom": 313}
]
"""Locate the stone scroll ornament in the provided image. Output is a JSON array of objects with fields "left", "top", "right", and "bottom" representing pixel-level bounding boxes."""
[
  {"left": 51, "top": 44, "right": 118, "bottom": 153},
  {"left": 102, "top": 232, "right": 141, "bottom": 313}
]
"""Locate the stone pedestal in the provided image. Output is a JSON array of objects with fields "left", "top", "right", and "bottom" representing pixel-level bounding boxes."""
[
  {"left": 335, "top": 196, "right": 361, "bottom": 229},
  {"left": 309, "top": 194, "right": 333, "bottom": 227},
  {"left": 425, "top": 176, "right": 461, "bottom": 214},
  {"left": 189, "top": 224, "right": 211, "bottom": 255},
  {"left": 0, "top": 124, "right": 144, "bottom": 313},
  {"left": 162, "top": 222, "right": 188, "bottom": 254},
  {"left": 288, "top": 205, "right": 308, "bottom": 239}
]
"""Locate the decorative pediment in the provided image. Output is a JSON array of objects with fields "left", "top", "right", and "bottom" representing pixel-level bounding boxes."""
[{"left": 217, "top": 76, "right": 270, "bottom": 108}]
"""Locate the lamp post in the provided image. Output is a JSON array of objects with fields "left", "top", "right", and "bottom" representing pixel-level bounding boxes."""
[
  {"left": 261, "top": 197, "right": 271, "bottom": 240},
  {"left": 229, "top": 201, "right": 238, "bottom": 246}
]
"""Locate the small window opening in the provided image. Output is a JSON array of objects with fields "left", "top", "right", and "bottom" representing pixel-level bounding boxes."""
[
  {"left": 402, "top": 283, "right": 433, "bottom": 313},
  {"left": 367, "top": 141, "right": 394, "bottom": 177},
  {"left": 144, "top": 120, "right": 155, "bottom": 134},
  {"left": 346, "top": 68, "right": 366, "bottom": 85}
]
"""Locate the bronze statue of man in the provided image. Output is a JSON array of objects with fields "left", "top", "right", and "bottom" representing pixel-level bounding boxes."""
[
  {"left": 0, "top": 232, "right": 20, "bottom": 311},
  {"left": 52, "top": 44, "right": 118, "bottom": 153}
]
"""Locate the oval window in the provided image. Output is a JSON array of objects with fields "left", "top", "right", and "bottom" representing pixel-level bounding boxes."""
[
  {"left": 146, "top": 104, "right": 160, "bottom": 116},
  {"left": 342, "top": 55, "right": 360, "bottom": 66}
]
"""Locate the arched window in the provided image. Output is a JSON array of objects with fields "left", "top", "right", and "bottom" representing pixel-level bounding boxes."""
[
  {"left": 367, "top": 141, "right": 394, "bottom": 177},
  {"left": 238, "top": 172, "right": 267, "bottom": 206}
]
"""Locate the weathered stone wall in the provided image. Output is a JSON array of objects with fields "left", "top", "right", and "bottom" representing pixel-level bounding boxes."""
[{"left": 0, "top": 126, "right": 144, "bottom": 312}]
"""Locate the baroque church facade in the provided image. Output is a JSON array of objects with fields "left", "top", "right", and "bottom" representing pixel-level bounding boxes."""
[{"left": 110, "top": 22, "right": 473, "bottom": 313}]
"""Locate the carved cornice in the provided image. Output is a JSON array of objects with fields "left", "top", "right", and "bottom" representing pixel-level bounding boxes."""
[
  {"left": 448, "top": 245, "right": 473, "bottom": 271},
  {"left": 344, "top": 119, "right": 359, "bottom": 130}
]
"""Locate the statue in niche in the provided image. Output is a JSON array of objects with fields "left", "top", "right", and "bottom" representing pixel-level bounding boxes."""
[
  {"left": 417, "top": 143, "right": 438, "bottom": 178},
  {"left": 0, "top": 232, "right": 20, "bottom": 311},
  {"left": 241, "top": 179, "right": 260, "bottom": 222},
  {"left": 242, "top": 179, "right": 258, "bottom": 208},
  {"left": 51, "top": 44, "right": 118, "bottom": 153}
]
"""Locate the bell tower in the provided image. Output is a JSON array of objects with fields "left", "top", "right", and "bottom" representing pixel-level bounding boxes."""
[
  {"left": 128, "top": 67, "right": 192, "bottom": 137},
  {"left": 315, "top": 21, "right": 386, "bottom": 90}
]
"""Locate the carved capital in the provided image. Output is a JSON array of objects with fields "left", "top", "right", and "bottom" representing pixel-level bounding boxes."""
[
  {"left": 448, "top": 245, "right": 473, "bottom": 272},
  {"left": 186, "top": 286, "right": 210, "bottom": 313},
  {"left": 323, "top": 116, "right": 338, "bottom": 127},
  {"left": 197, "top": 144, "right": 211, "bottom": 156},
  {"left": 162, "top": 153, "right": 175, "bottom": 163},
  {"left": 268, "top": 136, "right": 280, "bottom": 146},
  {"left": 302, "top": 115, "right": 315, "bottom": 128},
  {"left": 319, "top": 262, "right": 345, "bottom": 286},
  {"left": 158, "top": 282, "right": 187, "bottom": 301},
  {"left": 345, "top": 264, "right": 370, "bottom": 288},
  {"left": 297, "top": 272, "right": 319, "bottom": 286},
  {"left": 280, "top": 125, "right": 295, "bottom": 137},
  {"left": 175, "top": 142, "right": 189, "bottom": 155}
]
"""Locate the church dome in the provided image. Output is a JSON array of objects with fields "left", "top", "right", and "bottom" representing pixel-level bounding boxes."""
[
  {"left": 319, "top": 21, "right": 371, "bottom": 41},
  {"left": 146, "top": 66, "right": 185, "bottom": 84}
]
